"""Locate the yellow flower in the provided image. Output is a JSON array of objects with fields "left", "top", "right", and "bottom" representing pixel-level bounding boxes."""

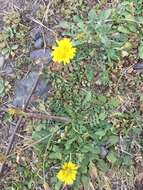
[
  {"left": 57, "top": 161, "right": 78, "bottom": 185},
  {"left": 7, "top": 108, "right": 17, "bottom": 116},
  {"left": 52, "top": 38, "right": 76, "bottom": 64},
  {"left": 7, "top": 107, "right": 25, "bottom": 116}
]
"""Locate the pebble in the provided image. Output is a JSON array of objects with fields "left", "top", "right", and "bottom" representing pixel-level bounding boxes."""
[
  {"left": 133, "top": 63, "right": 143, "bottom": 71},
  {"left": 2, "top": 64, "right": 14, "bottom": 77},
  {"left": 30, "top": 27, "right": 42, "bottom": 41},
  {"left": 34, "top": 37, "right": 43, "bottom": 49},
  {"left": 13, "top": 71, "right": 51, "bottom": 107},
  {"left": 30, "top": 48, "right": 51, "bottom": 60},
  {"left": 100, "top": 146, "right": 108, "bottom": 159}
]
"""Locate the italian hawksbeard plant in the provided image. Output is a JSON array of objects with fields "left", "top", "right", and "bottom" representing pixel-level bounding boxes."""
[
  {"left": 57, "top": 162, "right": 78, "bottom": 185},
  {"left": 52, "top": 38, "right": 76, "bottom": 64}
]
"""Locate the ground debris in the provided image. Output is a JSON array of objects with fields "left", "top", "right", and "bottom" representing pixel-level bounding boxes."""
[
  {"left": 13, "top": 71, "right": 51, "bottom": 107},
  {"left": 30, "top": 48, "right": 51, "bottom": 59}
]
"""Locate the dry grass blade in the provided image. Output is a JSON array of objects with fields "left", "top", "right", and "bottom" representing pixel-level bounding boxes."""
[{"left": 43, "top": 181, "right": 51, "bottom": 190}]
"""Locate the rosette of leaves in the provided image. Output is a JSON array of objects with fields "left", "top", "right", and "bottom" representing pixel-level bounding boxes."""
[{"left": 3, "top": 11, "right": 21, "bottom": 29}]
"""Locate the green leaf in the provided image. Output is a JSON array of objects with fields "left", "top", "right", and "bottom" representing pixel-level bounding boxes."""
[
  {"left": 99, "top": 9, "right": 112, "bottom": 20},
  {"left": 97, "top": 159, "right": 109, "bottom": 172},
  {"left": 98, "top": 112, "right": 107, "bottom": 120},
  {"left": 58, "top": 21, "right": 71, "bottom": 29},
  {"left": 107, "top": 135, "right": 119, "bottom": 146},
  {"left": 81, "top": 175, "right": 89, "bottom": 187},
  {"left": 82, "top": 91, "right": 92, "bottom": 106},
  {"left": 108, "top": 97, "right": 120, "bottom": 108},
  {"left": 122, "top": 155, "right": 132, "bottom": 166},
  {"left": 55, "top": 181, "right": 62, "bottom": 190},
  {"left": 49, "top": 152, "right": 62, "bottom": 160},
  {"left": 97, "top": 95, "right": 107, "bottom": 104},
  {"left": 88, "top": 9, "right": 97, "bottom": 21},
  {"left": 95, "top": 129, "right": 106, "bottom": 139},
  {"left": 118, "top": 26, "right": 130, "bottom": 34},
  {"left": 65, "top": 138, "right": 76, "bottom": 150},
  {"left": 137, "top": 16, "right": 143, "bottom": 24},
  {"left": 73, "top": 15, "right": 82, "bottom": 23},
  {"left": 2, "top": 48, "right": 10, "bottom": 55},
  {"left": 85, "top": 65, "right": 94, "bottom": 82},
  {"left": 77, "top": 22, "right": 85, "bottom": 30},
  {"left": 100, "top": 69, "right": 109, "bottom": 85},
  {"left": 81, "top": 144, "right": 94, "bottom": 153},
  {"left": 107, "top": 150, "right": 118, "bottom": 164},
  {"left": 138, "top": 43, "right": 143, "bottom": 59}
]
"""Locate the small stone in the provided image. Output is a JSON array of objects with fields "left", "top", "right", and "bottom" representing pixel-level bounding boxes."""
[
  {"left": 30, "top": 48, "right": 51, "bottom": 60},
  {"left": 2, "top": 64, "right": 14, "bottom": 77},
  {"left": 0, "top": 56, "right": 4, "bottom": 68},
  {"left": 13, "top": 71, "right": 51, "bottom": 107},
  {"left": 34, "top": 37, "right": 43, "bottom": 49},
  {"left": 133, "top": 63, "right": 143, "bottom": 71},
  {"left": 30, "top": 27, "right": 42, "bottom": 41},
  {"left": 100, "top": 146, "right": 108, "bottom": 159}
]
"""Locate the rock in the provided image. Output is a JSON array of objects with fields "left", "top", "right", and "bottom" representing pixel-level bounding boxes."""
[
  {"left": 34, "top": 37, "right": 43, "bottom": 49},
  {"left": 133, "top": 63, "right": 143, "bottom": 71},
  {"left": 2, "top": 64, "right": 14, "bottom": 77},
  {"left": 30, "top": 27, "right": 42, "bottom": 41},
  {"left": 0, "top": 56, "right": 4, "bottom": 68},
  {"left": 13, "top": 71, "right": 51, "bottom": 107},
  {"left": 100, "top": 146, "right": 108, "bottom": 159},
  {"left": 30, "top": 48, "right": 51, "bottom": 60}
]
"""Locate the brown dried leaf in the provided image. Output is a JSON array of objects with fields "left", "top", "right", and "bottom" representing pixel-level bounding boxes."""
[
  {"left": 89, "top": 163, "right": 98, "bottom": 180},
  {"left": 0, "top": 153, "right": 7, "bottom": 163}
]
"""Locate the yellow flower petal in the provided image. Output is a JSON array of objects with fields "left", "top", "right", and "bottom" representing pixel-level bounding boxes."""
[
  {"left": 52, "top": 38, "right": 76, "bottom": 64},
  {"left": 57, "top": 162, "right": 78, "bottom": 185}
]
